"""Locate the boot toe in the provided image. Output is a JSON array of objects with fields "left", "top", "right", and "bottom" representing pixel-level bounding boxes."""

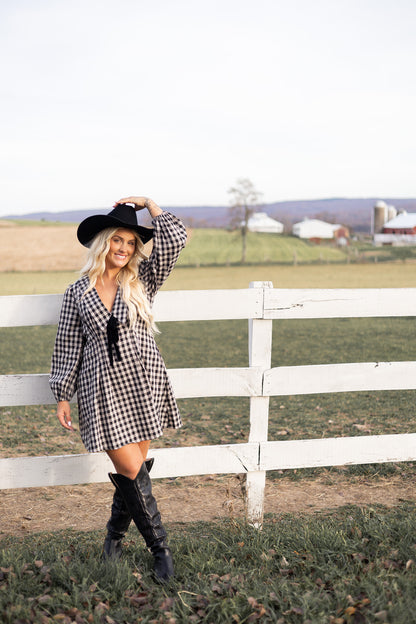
[
  {"left": 153, "top": 547, "right": 174, "bottom": 582},
  {"left": 102, "top": 537, "right": 123, "bottom": 561}
]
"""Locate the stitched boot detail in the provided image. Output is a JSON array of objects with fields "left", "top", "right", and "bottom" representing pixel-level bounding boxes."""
[
  {"left": 109, "top": 462, "right": 174, "bottom": 582},
  {"left": 103, "top": 458, "right": 154, "bottom": 560}
]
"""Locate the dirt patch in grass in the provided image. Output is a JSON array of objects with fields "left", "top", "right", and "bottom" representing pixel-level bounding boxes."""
[{"left": 1, "top": 473, "right": 415, "bottom": 538}]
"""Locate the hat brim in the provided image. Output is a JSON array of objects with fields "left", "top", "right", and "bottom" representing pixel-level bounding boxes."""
[{"left": 77, "top": 215, "right": 154, "bottom": 247}]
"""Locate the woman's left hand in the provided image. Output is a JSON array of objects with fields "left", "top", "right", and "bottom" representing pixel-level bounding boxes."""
[{"left": 114, "top": 196, "right": 162, "bottom": 217}]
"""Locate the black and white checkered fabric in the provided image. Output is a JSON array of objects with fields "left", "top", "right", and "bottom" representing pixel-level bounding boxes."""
[{"left": 50, "top": 212, "right": 187, "bottom": 453}]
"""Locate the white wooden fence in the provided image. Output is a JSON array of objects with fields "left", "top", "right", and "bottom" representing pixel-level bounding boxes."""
[{"left": 1, "top": 282, "right": 416, "bottom": 527}]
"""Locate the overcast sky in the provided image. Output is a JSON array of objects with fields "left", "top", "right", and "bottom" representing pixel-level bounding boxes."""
[{"left": 1, "top": 0, "right": 415, "bottom": 216}]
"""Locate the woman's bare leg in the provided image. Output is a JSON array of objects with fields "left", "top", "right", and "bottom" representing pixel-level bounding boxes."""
[{"left": 106, "top": 441, "right": 151, "bottom": 479}]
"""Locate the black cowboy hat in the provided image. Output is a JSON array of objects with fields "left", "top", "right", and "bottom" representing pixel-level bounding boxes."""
[{"left": 77, "top": 203, "right": 154, "bottom": 247}]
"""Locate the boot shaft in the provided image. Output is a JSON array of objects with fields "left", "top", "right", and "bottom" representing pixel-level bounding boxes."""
[{"left": 109, "top": 461, "right": 167, "bottom": 548}]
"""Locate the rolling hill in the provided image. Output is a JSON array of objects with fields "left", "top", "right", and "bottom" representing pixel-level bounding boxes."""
[{"left": 4, "top": 197, "right": 416, "bottom": 233}]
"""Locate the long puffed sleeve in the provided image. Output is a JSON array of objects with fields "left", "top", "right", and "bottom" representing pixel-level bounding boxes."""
[
  {"left": 139, "top": 212, "right": 187, "bottom": 302},
  {"left": 49, "top": 285, "right": 84, "bottom": 402}
]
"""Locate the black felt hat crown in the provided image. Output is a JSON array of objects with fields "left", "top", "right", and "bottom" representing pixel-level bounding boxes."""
[{"left": 77, "top": 204, "right": 154, "bottom": 247}]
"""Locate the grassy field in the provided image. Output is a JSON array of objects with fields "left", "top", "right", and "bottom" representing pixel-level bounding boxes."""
[
  {"left": 178, "top": 229, "right": 348, "bottom": 266},
  {"left": 1, "top": 264, "right": 416, "bottom": 462},
  {"left": 1, "top": 504, "right": 416, "bottom": 623},
  {"left": 0, "top": 224, "right": 348, "bottom": 274},
  {"left": 2, "top": 261, "right": 416, "bottom": 295},
  {"left": 1, "top": 263, "right": 416, "bottom": 622},
  {"left": 3, "top": 219, "right": 416, "bottom": 275},
  {"left": 1, "top": 315, "right": 416, "bottom": 471},
  {"left": 1, "top": 261, "right": 416, "bottom": 474}
]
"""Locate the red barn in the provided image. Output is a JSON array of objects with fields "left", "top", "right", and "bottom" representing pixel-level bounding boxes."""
[{"left": 382, "top": 212, "right": 416, "bottom": 234}]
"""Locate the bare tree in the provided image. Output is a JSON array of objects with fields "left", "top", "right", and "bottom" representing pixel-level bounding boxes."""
[{"left": 228, "top": 178, "right": 263, "bottom": 263}]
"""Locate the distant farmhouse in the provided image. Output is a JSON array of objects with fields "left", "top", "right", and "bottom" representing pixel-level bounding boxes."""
[
  {"left": 372, "top": 200, "right": 416, "bottom": 246},
  {"left": 245, "top": 212, "right": 284, "bottom": 234},
  {"left": 292, "top": 218, "right": 349, "bottom": 244}
]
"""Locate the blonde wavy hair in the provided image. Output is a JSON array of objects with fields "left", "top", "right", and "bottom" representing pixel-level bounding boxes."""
[{"left": 80, "top": 227, "right": 157, "bottom": 332}]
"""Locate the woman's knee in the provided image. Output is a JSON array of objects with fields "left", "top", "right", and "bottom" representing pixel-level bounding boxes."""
[{"left": 107, "top": 442, "right": 148, "bottom": 479}]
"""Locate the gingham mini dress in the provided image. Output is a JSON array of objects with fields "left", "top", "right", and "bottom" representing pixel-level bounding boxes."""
[{"left": 49, "top": 212, "right": 187, "bottom": 453}]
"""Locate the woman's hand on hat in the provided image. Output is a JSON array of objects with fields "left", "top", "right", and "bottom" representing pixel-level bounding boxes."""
[
  {"left": 114, "top": 196, "right": 147, "bottom": 211},
  {"left": 57, "top": 400, "right": 74, "bottom": 431},
  {"left": 114, "top": 196, "right": 162, "bottom": 217}
]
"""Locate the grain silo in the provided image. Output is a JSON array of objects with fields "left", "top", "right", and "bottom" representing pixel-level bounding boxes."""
[
  {"left": 373, "top": 200, "right": 388, "bottom": 234},
  {"left": 387, "top": 204, "right": 397, "bottom": 221}
]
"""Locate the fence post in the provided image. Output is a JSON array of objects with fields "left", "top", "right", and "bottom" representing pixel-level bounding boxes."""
[{"left": 246, "top": 281, "right": 273, "bottom": 527}]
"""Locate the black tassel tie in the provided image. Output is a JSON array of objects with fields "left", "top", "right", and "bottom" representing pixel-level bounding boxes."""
[{"left": 107, "top": 314, "right": 122, "bottom": 367}]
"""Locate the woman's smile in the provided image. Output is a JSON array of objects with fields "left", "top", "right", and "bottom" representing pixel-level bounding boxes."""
[{"left": 106, "top": 228, "right": 136, "bottom": 270}]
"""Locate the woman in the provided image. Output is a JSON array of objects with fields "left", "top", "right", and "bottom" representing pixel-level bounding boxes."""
[{"left": 49, "top": 196, "right": 187, "bottom": 582}]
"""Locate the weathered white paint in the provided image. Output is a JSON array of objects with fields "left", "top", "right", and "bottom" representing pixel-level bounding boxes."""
[
  {"left": 260, "top": 434, "right": 416, "bottom": 470},
  {"left": 2, "top": 433, "right": 414, "bottom": 490},
  {"left": 246, "top": 282, "right": 273, "bottom": 526},
  {"left": 248, "top": 282, "right": 273, "bottom": 442},
  {"left": 264, "top": 288, "right": 416, "bottom": 319},
  {"left": 245, "top": 470, "right": 266, "bottom": 528},
  {"left": 0, "top": 373, "right": 54, "bottom": 406},
  {"left": 153, "top": 288, "right": 263, "bottom": 321},
  {"left": 0, "top": 294, "right": 64, "bottom": 327},
  {"left": 264, "top": 361, "right": 416, "bottom": 396},
  {"left": 149, "top": 443, "right": 259, "bottom": 478},
  {"left": 0, "top": 289, "right": 263, "bottom": 328},
  {"left": 2, "top": 288, "right": 416, "bottom": 325},
  {"left": 170, "top": 367, "right": 263, "bottom": 398},
  {"left": 248, "top": 283, "right": 273, "bottom": 369},
  {"left": 0, "top": 367, "right": 263, "bottom": 406},
  {"left": 0, "top": 443, "right": 259, "bottom": 489},
  {"left": 2, "top": 285, "right": 416, "bottom": 527},
  {"left": 3, "top": 288, "right": 416, "bottom": 325}
]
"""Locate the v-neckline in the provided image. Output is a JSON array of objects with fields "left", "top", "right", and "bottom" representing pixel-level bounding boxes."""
[{"left": 93, "top": 285, "right": 119, "bottom": 314}]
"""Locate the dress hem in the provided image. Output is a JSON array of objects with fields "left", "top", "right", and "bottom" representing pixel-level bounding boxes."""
[{"left": 83, "top": 422, "right": 183, "bottom": 453}]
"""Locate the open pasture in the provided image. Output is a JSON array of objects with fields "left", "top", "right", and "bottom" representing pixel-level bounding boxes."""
[
  {"left": 1, "top": 263, "right": 416, "bottom": 472},
  {"left": 1, "top": 263, "right": 416, "bottom": 622},
  {"left": 0, "top": 223, "right": 346, "bottom": 274},
  {"left": 1, "top": 311, "right": 416, "bottom": 469},
  {"left": 1, "top": 504, "right": 416, "bottom": 623},
  {"left": 2, "top": 219, "right": 416, "bottom": 278},
  {"left": 178, "top": 228, "right": 347, "bottom": 265},
  {"left": 2, "top": 260, "right": 416, "bottom": 295}
]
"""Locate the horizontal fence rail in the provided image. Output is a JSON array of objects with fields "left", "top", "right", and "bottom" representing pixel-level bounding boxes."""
[
  {"left": 264, "top": 361, "right": 416, "bottom": 396},
  {"left": 1, "top": 283, "right": 416, "bottom": 526},
  {"left": 0, "top": 368, "right": 263, "bottom": 406},
  {"left": 0, "top": 288, "right": 264, "bottom": 327},
  {"left": 264, "top": 288, "right": 416, "bottom": 319},
  {"left": 0, "top": 443, "right": 259, "bottom": 490},
  {"left": 3, "top": 360, "right": 416, "bottom": 407},
  {"left": 260, "top": 433, "right": 416, "bottom": 471}
]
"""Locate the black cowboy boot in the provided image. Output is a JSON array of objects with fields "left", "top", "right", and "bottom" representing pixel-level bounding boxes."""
[
  {"left": 103, "top": 457, "right": 154, "bottom": 560},
  {"left": 109, "top": 462, "right": 174, "bottom": 582}
]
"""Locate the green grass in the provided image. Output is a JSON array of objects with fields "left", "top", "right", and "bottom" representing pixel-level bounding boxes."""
[
  {"left": 1, "top": 268, "right": 416, "bottom": 475},
  {"left": 1, "top": 316, "right": 416, "bottom": 474},
  {"left": 0, "top": 271, "right": 80, "bottom": 295},
  {"left": 1, "top": 263, "right": 416, "bottom": 622},
  {"left": 2, "top": 261, "right": 416, "bottom": 295},
  {"left": 1, "top": 504, "right": 416, "bottom": 623},
  {"left": 177, "top": 228, "right": 416, "bottom": 267},
  {"left": 178, "top": 229, "right": 348, "bottom": 266}
]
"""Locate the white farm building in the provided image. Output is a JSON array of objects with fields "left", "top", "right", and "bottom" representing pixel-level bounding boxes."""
[
  {"left": 292, "top": 218, "right": 348, "bottom": 241},
  {"left": 373, "top": 210, "right": 416, "bottom": 246},
  {"left": 245, "top": 212, "right": 284, "bottom": 234}
]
